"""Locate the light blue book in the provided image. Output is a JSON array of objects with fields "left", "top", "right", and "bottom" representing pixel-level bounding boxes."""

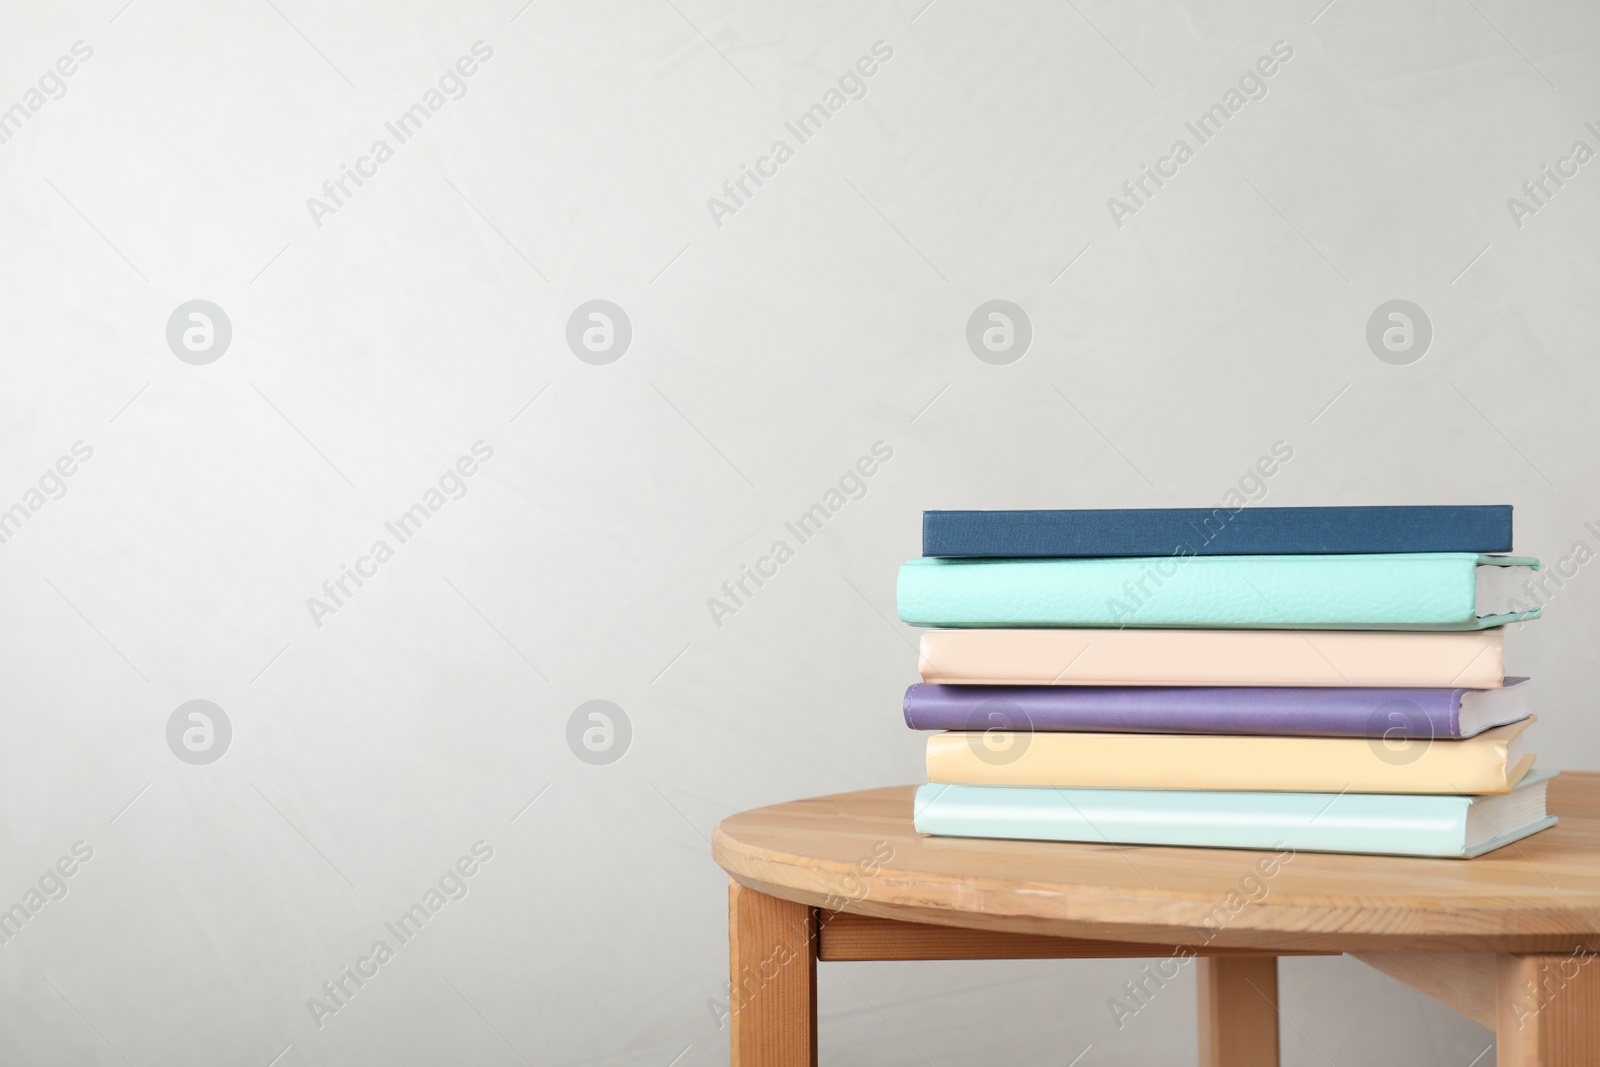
[
  {"left": 896, "top": 553, "right": 1541, "bottom": 630},
  {"left": 912, "top": 771, "right": 1558, "bottom": 859}
]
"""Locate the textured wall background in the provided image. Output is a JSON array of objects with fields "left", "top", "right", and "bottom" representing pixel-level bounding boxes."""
[{"left": 1, "top": 0, "right": 1597, "bottom": 1063}]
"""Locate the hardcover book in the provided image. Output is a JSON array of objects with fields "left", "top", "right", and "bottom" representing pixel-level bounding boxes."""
[
  {"left": 921, "top": 504, "right": 1514, "bottom": 559},
  {"left": 911, "top": 770, "right": 1558, "bottom": 858},
  {"left": 902, "top": 679, "right": 1532, "bottom": 738},
  {"left": 924, "top": 719, "right": 1535, "bottom": 794},
  {"left": 897, "top": 553, "right": 1540, "bottom": 630},
  {"left": 918, "top": 628, "right": 1510, "bottom": 688}
]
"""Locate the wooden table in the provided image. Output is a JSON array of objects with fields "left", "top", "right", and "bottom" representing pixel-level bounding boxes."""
[{"left": 713, "top": 772, "right": 1600, "bottom": 1066}]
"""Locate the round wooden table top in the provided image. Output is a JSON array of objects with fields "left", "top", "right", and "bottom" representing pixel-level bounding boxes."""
[{"left": 712, "top": 772, "right": 1600, "bottom": 953}]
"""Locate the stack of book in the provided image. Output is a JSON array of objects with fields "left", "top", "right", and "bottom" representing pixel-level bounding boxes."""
[{"left": 897, "top": 505, "right": 1557, "bottom": 858}]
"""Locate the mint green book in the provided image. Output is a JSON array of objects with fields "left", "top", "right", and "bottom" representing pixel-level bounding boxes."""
[
  {"left": 896, "top": 553, "right": 1540, "bottom": 630},
  {"left": 912, "top": 771, "right": 1558, "bottom": 859}
]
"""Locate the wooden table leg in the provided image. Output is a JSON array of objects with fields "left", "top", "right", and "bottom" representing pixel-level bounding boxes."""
[
  {"left": 1197, "top": 956, "right": 1280, "bottom": 1067},
  {"left": 1496, "top": 953, "right": 1600, "bottom": 1066},
  {"left": 728, "top": 879, "right": 817, "bottom": 1067}
]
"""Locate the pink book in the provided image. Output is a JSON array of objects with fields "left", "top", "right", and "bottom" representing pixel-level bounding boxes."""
[{"left": 918, "top": 628, "right": 1506, "bottom": 688}]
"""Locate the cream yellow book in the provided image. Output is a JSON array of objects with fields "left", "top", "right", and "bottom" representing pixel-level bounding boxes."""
[{"left": 925, "top": 718, "right": 1535, "bottom": 794}]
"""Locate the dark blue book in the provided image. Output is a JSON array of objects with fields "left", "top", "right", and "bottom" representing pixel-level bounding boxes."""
[{"left": 921, "top": 505, "right": 1513, "bottom": 558}]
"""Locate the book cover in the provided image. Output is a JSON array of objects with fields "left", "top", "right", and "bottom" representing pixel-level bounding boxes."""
[
  {"left": 925, "top": 719, "right": 1535, "bottom": 794},
  {"left": 922, "top": 504, "right": 1515, "bottom": 558},
  {"left": 911, "top": 771, "right": 1559, "bottom": 858},
  {"left": 903, "top": 679, "right": 1532, "bottom": 738},
  {"left": 918, "top": 628, "right": 1508, "bottom": 688},
  {"left": 897, "top": 553, "right": 1541, "bottom": 630}
]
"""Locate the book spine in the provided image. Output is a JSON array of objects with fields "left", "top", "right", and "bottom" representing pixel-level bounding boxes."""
[
  {"left": 898, "top": 554, "right": 1485, "bottom": 629},
  {"left": 902, "top": 684, "right": 1464, "bottom": 737},
  {"left": 922, "top": 505, "right": 1514, "bottom": 558},
  {"left": 912, "top": 784, "right": 1469, "bottom": 857},
  {"left": 918, "top": 630, "right": 1505, "bottom": 689},
  {"left": 923, "top": 727, "right": 1522, "bottom": 793}
]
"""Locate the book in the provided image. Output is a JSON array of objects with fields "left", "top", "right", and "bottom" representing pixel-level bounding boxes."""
[
  {"left": 911, "top": 770, "right": 1558, "bottom": 858},
  {"left": 918, "top": 628, "right": 1509, "bottom": 688},
  {"left": 897, "top": 553, "right": 1540, "bottom": 630},
  {"left": 925, "top": 718, "right": 1535, "bottom": 794},
  {"left": 903, "top": 679, "right": 1531, "bottom": 738},
  {"left": 922, "top": 504, "right": 1515, "bottom": 559}
]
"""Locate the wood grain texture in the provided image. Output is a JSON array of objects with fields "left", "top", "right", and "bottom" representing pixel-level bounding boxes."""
[
  {"left": 712, "top": 773, "right": 1600, "bottom": 953},
  {"left": 729, "top": 880, "right": 815, "bottom": 1067},
  {"left": 1352, "top": 951, "right": 1499, "bottom": 1027},
  {"left": 1197, "top": 957, "right": 1279, "bottom": 1067},
  {"left": 1496, "top": 953, "right": 1600, "bottom": 1066},
  {"left": 816, "top": 911, "right": 1330, "bottom": 961}
]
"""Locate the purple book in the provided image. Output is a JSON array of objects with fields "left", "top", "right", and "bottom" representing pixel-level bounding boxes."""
[{"left": 903, "top": 679, "right": 1532, "bottom": 739}]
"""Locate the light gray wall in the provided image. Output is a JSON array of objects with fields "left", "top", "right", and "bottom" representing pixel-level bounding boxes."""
[{"left": 1, "top": 0, "right": 1594, "bottom": 1063}]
